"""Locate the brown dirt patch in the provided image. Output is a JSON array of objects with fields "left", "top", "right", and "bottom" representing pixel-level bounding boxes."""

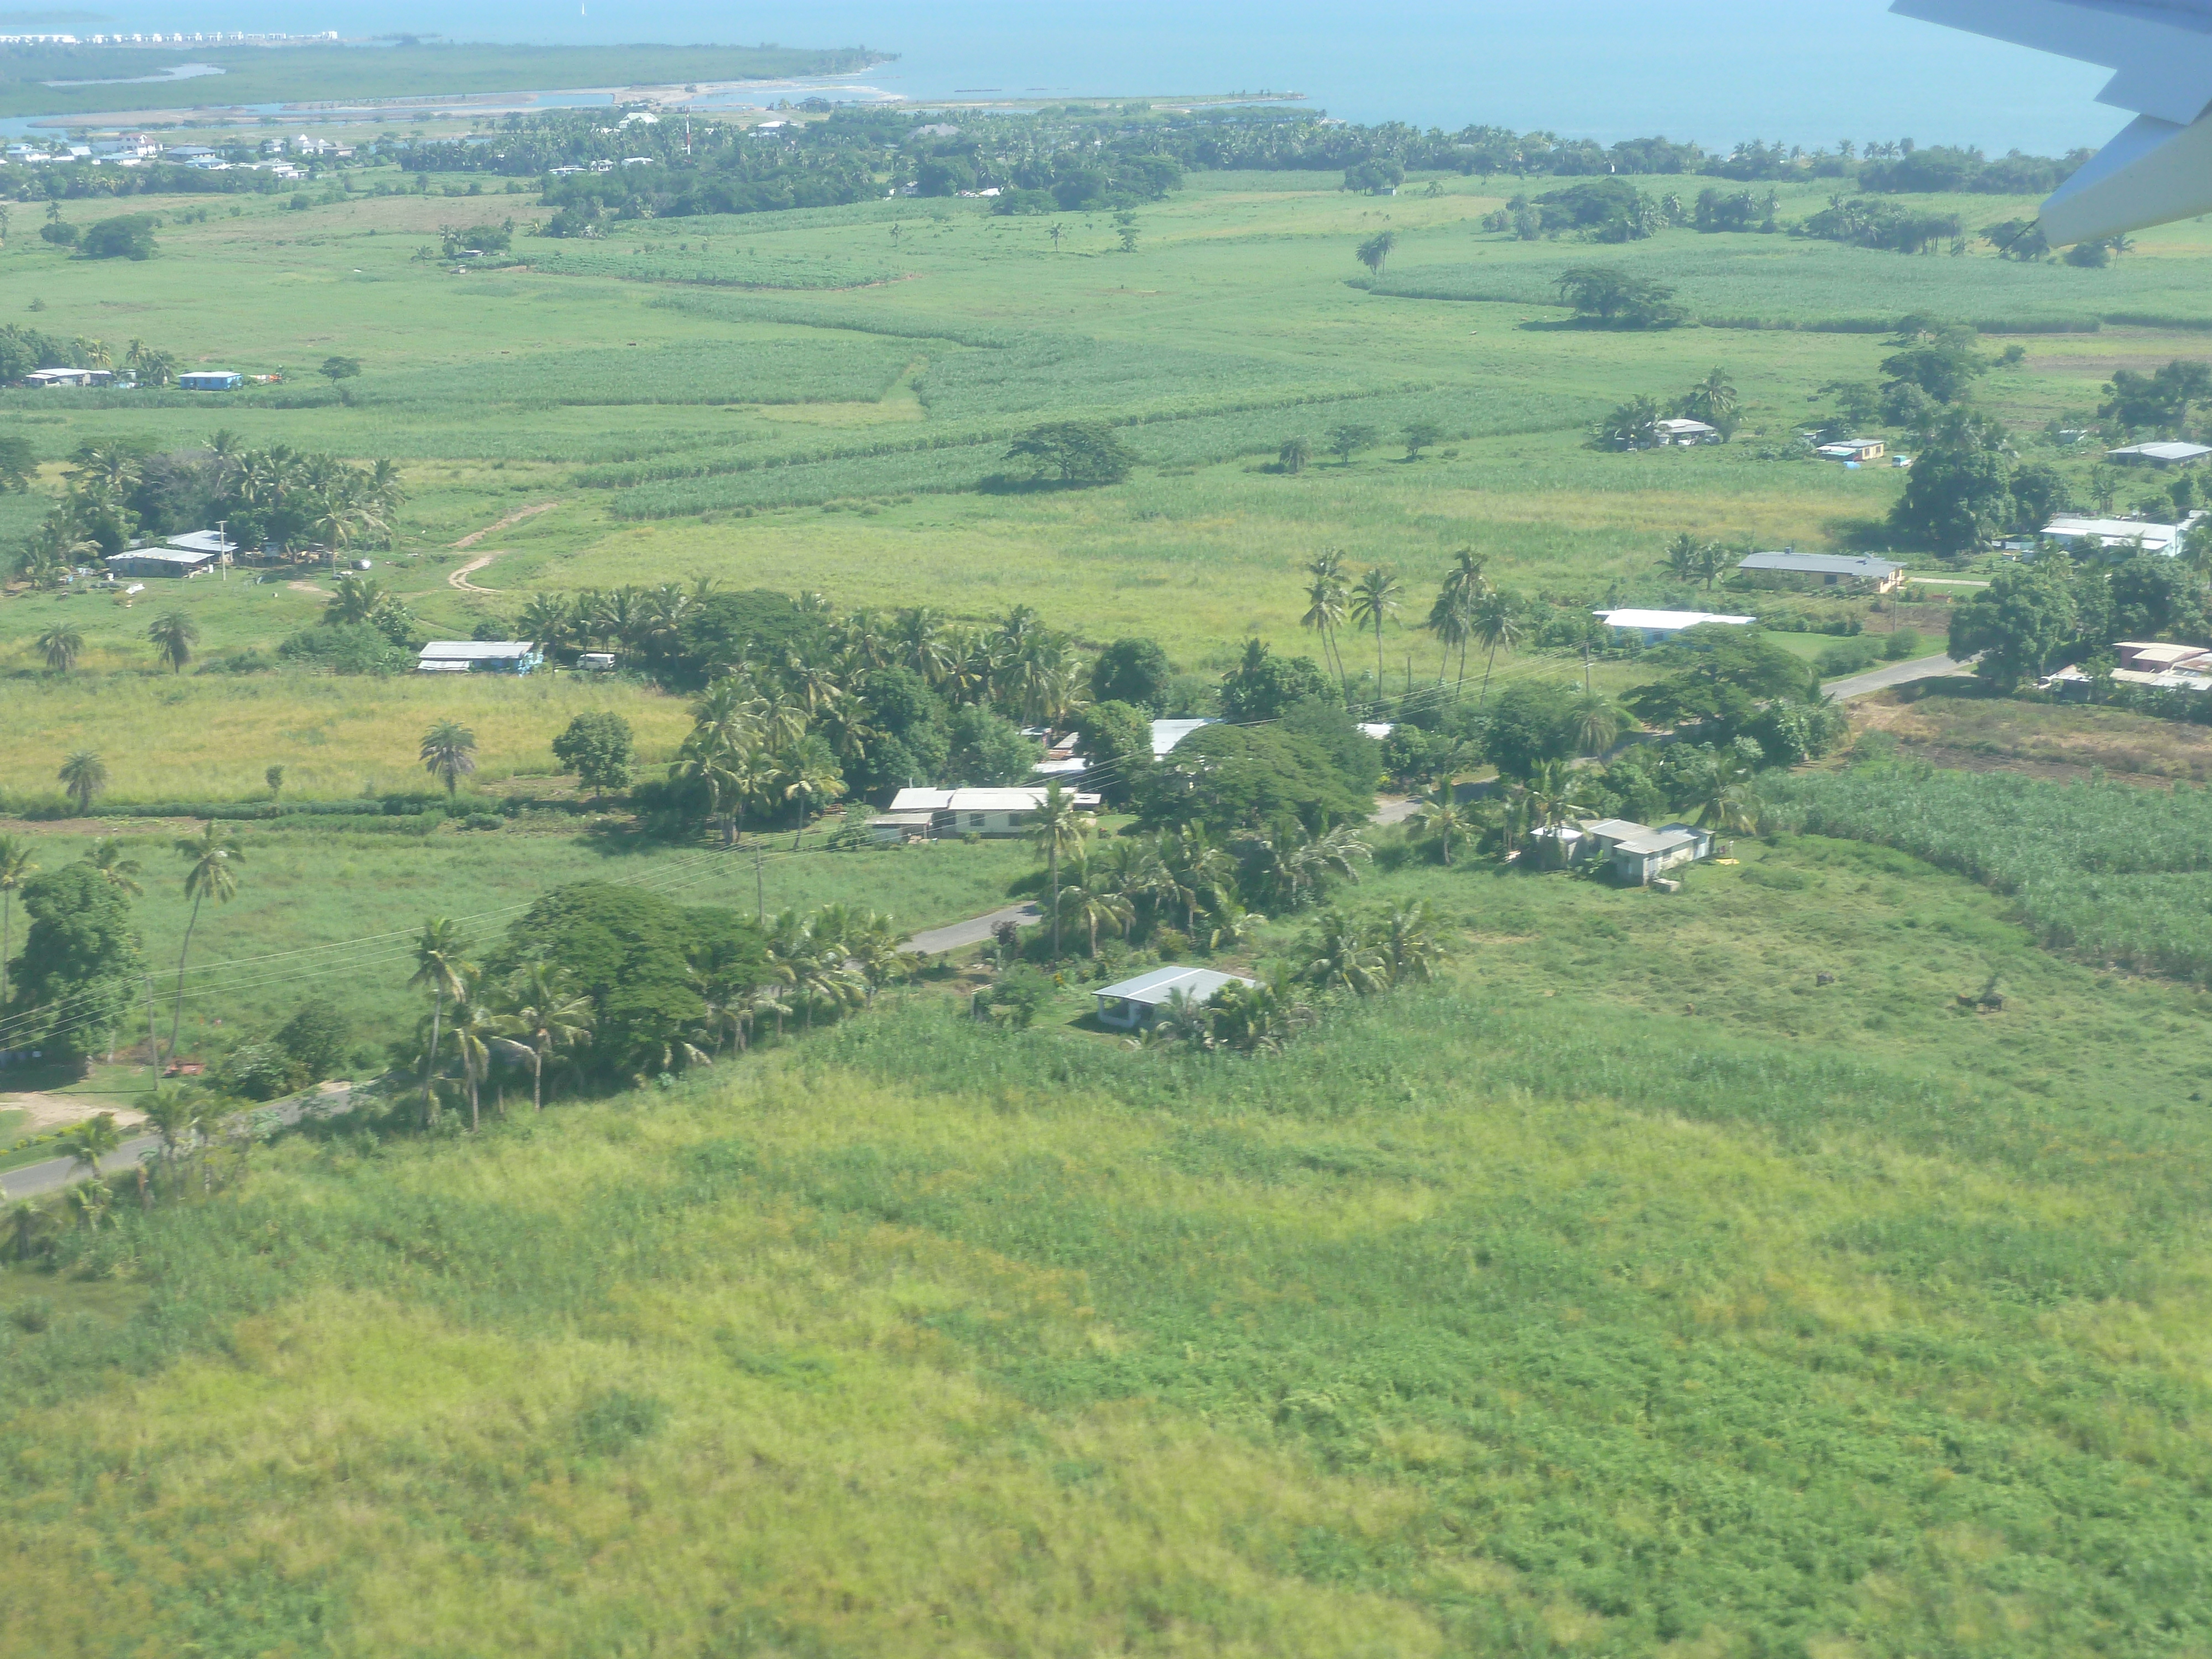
[
  {"left": 0, "top": 1092, "right": 145, "bottom": 1133},
  {"left": 1853, "top": 685, "right": 2212, "bottom": 786}
]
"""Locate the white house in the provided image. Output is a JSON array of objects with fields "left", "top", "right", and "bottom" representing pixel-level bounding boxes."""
[
  {"left": 416, "top": 641, "right": 542, "bottom": 675},
  {"left": 878, "top": 786, "right": 1101, "bottom": 841},
  {"left": 1593, "top": 608, "right": 1757, "bottom": 644},
  {"left": 1578, "top": 818, "right": 1714, "bottom": 885},
  {"left": 2041, "top": 513, "right": 2205, "bottom": 556},
  {"left": 178, "top": 371, "right": 243, "bottom": 392},
  {"left": 1816, "top": 437, "right": 1887, "bottom": 464},
  {"left": 1650, "top": 418, "right": 1721, "bottom": 446},
  {"left": 1150, "top": 718, "right": 1217, "bottom": 757},
  {"left": 1093, "top": 965, "right": 1256, "bottom": 1031}
]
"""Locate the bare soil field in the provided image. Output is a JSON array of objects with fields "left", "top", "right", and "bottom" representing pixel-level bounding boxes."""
[{"left": 1854, "top": 682, "right": 2212, "bottom": 784}]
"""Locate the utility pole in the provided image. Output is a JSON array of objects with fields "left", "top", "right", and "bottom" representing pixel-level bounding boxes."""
[
  {"left": 143, "top": 973, "right": 160, "bottom": 1085},
  {"left": 755, "top": 843, "right": 765, "bottom": 925}
]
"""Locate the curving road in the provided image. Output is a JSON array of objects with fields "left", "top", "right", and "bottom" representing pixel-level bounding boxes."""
[{"left": 1823, "top": 651, "right": 1976, "bottom": 701}]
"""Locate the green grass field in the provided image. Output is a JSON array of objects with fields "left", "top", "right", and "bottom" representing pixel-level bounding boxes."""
[{"left": 8, "top": 834, "right": 2212, "bottom": 1654}]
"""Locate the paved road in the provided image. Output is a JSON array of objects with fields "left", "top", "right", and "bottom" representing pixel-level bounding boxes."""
[
  {"left": 0, "top": 1082, "right": 359, "bottom": 1201},
  {"left": 1824, "top": 653, "right": 1975, "bottom": 701},
  {"left": 902, "top": 902, "right": 1044, "bottom": 956}
]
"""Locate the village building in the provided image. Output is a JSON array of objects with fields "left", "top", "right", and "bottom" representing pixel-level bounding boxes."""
[
  {"left": 1737, "top": 550, "right": 1907, "bottom": 593},
  {"left": 1593, "top": 608, "right": 1757, "bottom": 643},
  {"left": 2041, "top": 513, "right": 2206, "bottom": 556},
  {"left": 104, "top": 545, "right": 217, "bottom": 578},
  {"left": 1092, "top": 966, "right": 1257, "bottom": 1031},
  {"left": 1650, "top": 418, "right": 1721, "bottom": 446},
  {"left": 415, "top": 641, "right": 542, "bottom": 675},
  {"left": 875, "top": 786, "right": 1102, "bottom": 842},
  {"left": 2106, "top": 441, "right": 2212, "bottom": 468},
  {"left": 178, "top": 371, "right": 243, "bottom": 392},
  {"left": 1815, "top": 437, "right": 1887, "bottom": 465}
]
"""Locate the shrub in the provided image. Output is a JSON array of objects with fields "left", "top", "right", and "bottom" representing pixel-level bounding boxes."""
[{"left": 81, "top": 215, "right": 158, "bottom": 260}]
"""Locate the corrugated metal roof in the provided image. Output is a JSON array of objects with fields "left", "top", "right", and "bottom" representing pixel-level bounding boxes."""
[
  {"left": 418, "top": 640, "right": 539, "bottom": 662},
  {"left": 1739, "top": 551, "right": 1903, "bottom": 577},
  {"left": 1094, "top": 965, "right": 1257, "bottom": 1006}
]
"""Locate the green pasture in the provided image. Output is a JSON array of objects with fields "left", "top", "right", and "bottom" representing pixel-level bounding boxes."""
[
  {"left": 8, "top": 834, "right": 2212, "bottom": 1653},
  {"left": 0, "top": 165, "right": 2204, "bottom": 756}
]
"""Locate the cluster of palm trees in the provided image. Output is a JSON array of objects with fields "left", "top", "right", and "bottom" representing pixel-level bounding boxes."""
[
  {"left": 1028, "top": 783, "right": 1371, "bottom": 962},
  {"left": 322, "top": 570, "right": 420, "bottom": 641},
  {"left": 31, "top": 610, "right": 198, "bottom": 678},
  {"left": 13, "top": 437, "right": 404, "bottom": 586},
  {"left": 675, "top": 678, "right": 847, "bottom": 849},
  {"left": 406, "top": 901, "right": 906, "bottom": 1124},
  {"left": 1301, "top": 549, "right": 1523, "bottom": 710}
]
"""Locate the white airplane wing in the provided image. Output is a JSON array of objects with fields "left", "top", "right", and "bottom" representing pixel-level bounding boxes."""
[{"left": 1893, "top": 0, "right": 2212, "bottom": 241}]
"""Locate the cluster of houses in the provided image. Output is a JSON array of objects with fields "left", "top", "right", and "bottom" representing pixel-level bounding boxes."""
[
  {"left": 2048, "top": 640, "right": 2212, "bottom": 698},
  {"left": 1532, "top": 818, "right": 1717, "bottom": 886},
  {"left": 2, "top": 132, "right": 345, "bottom": 176},
  {"left": 19, "top": 367, "right": 251, "bottom": 392}
]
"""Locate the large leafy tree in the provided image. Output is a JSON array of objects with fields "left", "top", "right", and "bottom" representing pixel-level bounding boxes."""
[
  {"left": 1888, "top": 409, "right": 2015, "bottom": 556},
  {"left": 1948, "top": 559, "right": 2079, "bottom": 692},
  {"left": 4, "top": 863, "right": 144, "bottom": 1067},
  {"left": 1004, "top": 420, "right": 1135, "bottom": 487},
  {"left": 0, "top": 834, "right": 36, "bottom": 1006}
]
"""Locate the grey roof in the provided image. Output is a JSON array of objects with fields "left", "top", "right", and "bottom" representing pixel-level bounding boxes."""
[
  {"left": 2109, "top": 441, "right": 2212, "bottom": 461},
  {"left": 1094, "top": 965, "right": 1256, "bottom": 1007},
  {"left": 1613, "top": 824, "right": 1707, "bottom": 857},
  {"left": 165, "top": 529, "right": 236, "bottom": 556},
  {"left": 1151, "top": 718, "right": 1217, "bottom": 758},
  {"left": 1738, "top": 551, "right": 1903, "bottom": 578},
  {"left": 418, "top": 640, "right": 539, "bottom": 662},
  {"left": 1582, "top": 818, "right": 1651, "bottom": 842},
  {"left": 106, "top": 546, "right": 215, "bottom": 567}
]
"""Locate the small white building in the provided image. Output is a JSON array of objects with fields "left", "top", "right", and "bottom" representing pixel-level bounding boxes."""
[
  {"left": 416, "top": 641, "right": 542, "bottom": 675},
  {"left": 178, "top": 371, "right": 243, "bottom": 392},
  {"left": 1594, "top": 608, "right": 1757, "bottom": 644},
  {"left": 1093, "top": 965, "right": 1256, "bottom": 1031},
  {"left": 1578, "top": 818, "right": 1714, "bottom": 885},
  {"left": 105, "top": 546, "right": 216, "bottom": 578},
  {"left": 1150, "top": 718, "right": 1217, "bottom": 758},
  {"left": 878, "top": 786, "right": 1101, "bottom": 841},
  {"left": 1738, "top": 551, "right": 1907, "bottom": 593},
  {"left": 1651, "top": 418, "right": 1721, "bottom": 446},
  {"left": 1816, "top": 437, "right": 1887, "bottom": 465},
  {"left": 2041, "top": 513, "right": 2205, "bottom": 556},
  {"left": 2107, "top": 441, "right": 2212, "bottom": 468}
]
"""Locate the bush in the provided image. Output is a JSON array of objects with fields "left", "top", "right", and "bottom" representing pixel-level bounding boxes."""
[
  {"left": 278, "top": 623, "right": 411, "bottom": 675},
  {"left": 37, "top": 221, "right": 77, "bottom": 247},
  {"left": 81, "top": 215, "right": 158, "bottom": 260},
  {"left": 980, "top": 964, "right": 1055, "bottom": 1029},
  {"left": 274, "top": 999, "right": 350, "bottom": 1082},
  {"left": 1882, "top": 628, "right": 1924, "bottom": 661}
]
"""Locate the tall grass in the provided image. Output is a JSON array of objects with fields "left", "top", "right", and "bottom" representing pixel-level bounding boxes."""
[
  {"left": 6, "top": 838, "right": 2212, "bottom": 1653},
  {"left": 1770, "top": 758, "right": 2212, "bottom": 978}
]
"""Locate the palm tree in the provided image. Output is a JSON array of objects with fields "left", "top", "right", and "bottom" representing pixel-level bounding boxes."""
[
  {"left": 1064, "top": 879, "right": 1134, "bottom": 957},
  {"left": 1349, "top": 566, "right": 1403, "bottom": 708},
  {"left": 1414, "top": 795, "right": 1473, "bottom": 866},
  {"left": 1159, "top": 825, "right": 1232, "bottom": 935},
  {"left": 0, "top": 834, "right": 36, "bottom": 1006},
  {"left": 5, "top": 1198, "right": 55, "bottom": 1264},
  {"left": 1568, "top": 690, "right": 1624, "bottom": 757},
  {"left": 1303, "top": 911, "right": 1389, "bottom": 995},
  {"left": 322, "top": 571, "right": 383, "bottom": 626},
  {"left": 140, "top": 1088, "right": 201, "bottom": 1190},
  {"left": 779, "top": 744, "right": 846, "bottom": 849},
  {"left": 58, "top": 1112, "right": 122, "bottom": 1185},
  {"left": 147, "top": 609, "right": 199, "bottom": 674},
  {"left": 1684, "top": 366, "right": 1739, "bottom": 435},
  {"left": 409, "top": 918, "right": 473, "bottom": 1126},
  {"left": 35, "top": 623, "right": 83, "bottom": 674},
  {"left": 1424, "top": 579, "right": 1474, "bottom": 688},
  {"left": 58, "top": 750, "right": 108, "bottom": 815},
  {"left": 166, "top": 822, "right": 243, "bottom": 1063},
  {"left": 82, "top": 837, "right": 142, "bottom": 897},
  {"left": 1663, "top": 533, "right": 1705, "bottom": 587},
  {"left": 447, "top": 990, "right": 497, "bottom": 1131},
  {"left": 492, "top": 964, "right": 594, "bottom": 1112},
  {"left": 518, "top": 591, "right": 573, "bottom": 657},
  {"left": 419, "top": 720, "right": 478, "bottom": 798},
  {"left": 1469, "top": 590, "right": 1522, "bottom": 707},
  {"left": 1301, "top": 575, "right": 1349, "bottom": 697},
  {"left": 1355, "top": 229, "right": 1398, "bottom": 276},
  {"left": 1525, "top": 761, "right": 1599, "bottom": 867},
  {"left": 1687, "top": 760, "right": 1764, "bottom": 833},
  {"left": 1027, "top": 781, "right": 1090, "bottom": 959},
  {"left": 1379, "top": 900, "right": 1451, "bottom": 984}
]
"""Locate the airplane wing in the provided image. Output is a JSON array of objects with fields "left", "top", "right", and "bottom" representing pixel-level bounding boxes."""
[{"left": 1892, "top": 0, "right": 2212, "bottom": 242}]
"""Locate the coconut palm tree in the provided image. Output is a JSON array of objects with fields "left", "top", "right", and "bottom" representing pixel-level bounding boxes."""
[
  {"left": 82, "top": 837, "right": 142, "bottom": 897},
  {"left": 1303, "top": 911, "right": 1389, "bottom": 995},
  {"left": 491, "top": 964, "right": 593, "bottom": 1112},
  {"left": 1424, "top": 579, "right": 1473, "bottom": 688},
  {"left": 1349, "top": 566, "right": 1403, "bottom": 708},
  {"left": 419, "top": 720, "right": 478, "bottom": 798},
  {"left": 58, "top": 750, "right": 107, "bottom": 815},
  {"left": 0, "top": 834, "right": 36, "bottom": 1006},
  {"left": 518, "top": 591, "right": 573, "bottom": 658},
  {"left": 408, "top": 918, "right": 472, "bottom": 1126},
  {"left": 1469, "top": 590, "right": 1522, "bottom": 707},
  {"left": 1159, "top": 824, "right": 1232, "bottom": 936},
  {"left": 1026, "top": 780, "right": 1091, "bottom": 960},
  {"left": 779, "top": 744, "right": 847, "bottom": 849},
  {"left": 446, "top": 990, "right": 497, "bottom": 1131},
  {"left": 1524, "top": 761, "right": 1599, "bottom": 867},
  {"left": 35, "top": 622, "right": 83, "bottom": 674},
  {"left": 146, "top": 609, "right": 199, "bottom": 674},
  {"left": 1414, "top": 795, "right": 1473, "bottom": 866},
  {"left": 5, "top": 1198, "right": 55, "bottom": 1263},
  {"left": 1379, "top": 900, "right": 1451, "bottom": 984},
  {"left": 1302, "top": 550, "right": 1351, "bottom": 693},
  {"left": 1064, "top": 879, "right": 1135, "bottom": 957},
  {"left": 140, "top": 1088, "right": 202, "bottom": 1191},
  {"left": 58, "top": 1112, "right": 122, "bottom": 1186},
  {"left": 1683, "top": 366, "right": 1739, "bottom": 435},
  {"left": 166, "top": 822, "right": 243, "bottom": 1063},
  {"left": 1568, "top": 690, "right": 1625, "bottom": 757}
]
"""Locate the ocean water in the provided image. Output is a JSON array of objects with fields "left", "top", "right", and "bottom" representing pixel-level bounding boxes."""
[{"left": 85, "top": 0, "right": 2120, "bottom": 154}]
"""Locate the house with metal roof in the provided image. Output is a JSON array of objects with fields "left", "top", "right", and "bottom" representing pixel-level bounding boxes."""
[
  {"left": 105, "top": 545, "right": 217, "bottom": 578},
  {"left": 2107, "top": 441, "right": 2212, "bottom": 468},
  {"left": 1593, "top": 608, "right": 1756, "bottom": 643},
  {"left": 1092, "top": 965, "right": 1258, "bottom": 1031},
  {"left": 2041, "top": 513, "right": 2204, "bottom": 556},
  {"left": 1737, "top": 551, "right": 1907, "bottom": 593},
  {"left": 1651, "top": 418, "right": 1721, "bottom": 446},
  {"left": 1150, "top": 718, "right": 1217, "bottom": 757},
  {"left": 178, "top": 371, "right": 242, "bottom": 392},
  {"left": 880, "top": 786, "right": 1100, "bottom": 839},
  {"left": 416, "top": 640, "right": 542, "bottom": 675},
  {"left": 1815, "top": 437, "right": 1887, "bottom": 465}
]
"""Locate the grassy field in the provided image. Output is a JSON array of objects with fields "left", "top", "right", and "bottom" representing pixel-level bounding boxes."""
[
  {"left": 2, "top": 163, "right": 2202, "bottom": 698},
  {"left": 1857, "top": 681, "right": 2212, "bottom": 784},
  {"left": 7, "top": 833, "right": 2212, "bottom": 1653}
]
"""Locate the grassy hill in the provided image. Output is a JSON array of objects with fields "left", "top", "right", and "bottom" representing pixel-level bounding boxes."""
[{"left": 7, "top": 832, "right": 2212, "bottom": 1654}]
